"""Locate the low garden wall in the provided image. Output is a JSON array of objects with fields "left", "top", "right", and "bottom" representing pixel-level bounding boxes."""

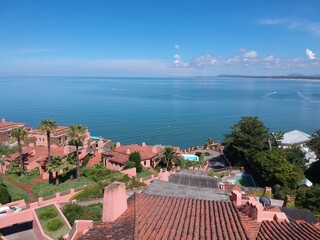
[{"left": 121, "top": 167, "right": 136, "bottom": 177}]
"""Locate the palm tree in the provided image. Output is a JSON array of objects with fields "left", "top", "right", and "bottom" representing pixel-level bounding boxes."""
[
  {"left": 48, "top": 156, "right": 63, "bottom": 186},
  {"left": 157, "top": 146, "right": 179, "bottom": 171},
  {"left": 67, "top": 124, "right": 87, "bottom": 181},
  {"left": 38, "top": 119, "right": 58, "bottom": 166},
  {"left": 11, "top": 128, "right": 27, "bottom": 176}
]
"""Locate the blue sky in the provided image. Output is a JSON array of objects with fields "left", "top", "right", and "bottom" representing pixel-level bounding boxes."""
[{"left": 0, "top": 0, "right": 320, "bottom": 77}]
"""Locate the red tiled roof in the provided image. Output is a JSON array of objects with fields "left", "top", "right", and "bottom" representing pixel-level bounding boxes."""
[
  {"left": 257, "top": 220, "right": 320, "bottom": 240},
  {"left": 0, "top": 121, "right": 25, "bottom": 130},
  {"left": 86, "top": 153, "right": 102, "bottom": 167},
  {"left": 28, "top": 126, "right": 68, "bottom": 135},
  {"left": 102, "top": 145, "right": 159, "bottom": 164},
  {"left": 224, "top": 183, "right": 242, "bottom": 192},
  {"left": 81, "top": 193, "right": 249, "bottom": 240},
  {"left": 9, "top": 146, "right": 70, "bottom": 166}
]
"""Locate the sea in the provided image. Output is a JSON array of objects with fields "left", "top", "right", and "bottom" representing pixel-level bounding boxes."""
[{"left": 1, "top": 77, "right": 320, "bottom": 149}]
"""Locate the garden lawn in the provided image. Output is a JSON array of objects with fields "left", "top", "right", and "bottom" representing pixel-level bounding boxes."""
[
  {"left": 35, "top": 204, "right": 70, "bottom": 240},
  {"left": 7, "top": 174, "right": 39, "bottom": 184},
  {"left": 136, "top": 170, "right": 153, "bottom": 179},
  {"left": 31, "top": 177, "right": 95, "bottom": 197},
  {"left": 2, "top": 178, "right": 29, "bottom": 201}
]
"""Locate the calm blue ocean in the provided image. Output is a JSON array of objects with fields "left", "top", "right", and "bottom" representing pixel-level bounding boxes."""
[{"left": 1, "top": 77, "right": 320, "bottom": 148}]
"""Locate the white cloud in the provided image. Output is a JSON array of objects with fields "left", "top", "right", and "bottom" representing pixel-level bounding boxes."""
[
  {"left": 244, "top": 51, "right": 258, "bottom": 59},
  {"left": 259, "top": 18, "right": 320, "bottom": 37},
  {"left": 264, "top": 55, "right": 280, "bottom": 63},
  {"left": 172, "top": 54, "right": 189, "bottom": 67},
  {"left": 306, "top": 49, "right": 316, "bottom": 60},
  {"left": 174, "top": 44, "right": 179, "bottom": 50},
  {"left": 192, "top": 55, "right": 220, "bottom": 67}
]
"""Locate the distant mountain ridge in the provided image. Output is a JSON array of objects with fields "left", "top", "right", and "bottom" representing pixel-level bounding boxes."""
[{"left": 215, "top": 74, "right": 320, "bottom": 80}]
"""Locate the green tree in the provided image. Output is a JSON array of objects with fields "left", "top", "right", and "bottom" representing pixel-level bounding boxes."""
[
  {"left": 307, "top": 129, "right": 320, "bottom": 158},
  {"left": 0, "top": 184, "right": 11, "bottom": 204},
  {"left": 269, "top": 131, "right": 284, "bottom": 148},
  {"left": 157, "top": 146, "right": 179, "bottom": 171},
  {"left": 67, "top": 124, "right": 87, "bottom": 181},
  {"left": 125, "top": 152, "right": 143, "bottom": 172},
  {"left": 224, "top": 116, "right": 269, "bottom": 165},
  {"left": 254, "top": 148, "right": 304, "bottom": 189},
  {"left": 305, "top": 160, "right": 320, "bottom": 184},
  {"left": 11, "top": 127, "right": 27, "bottom": 176},
  {"left": 296, "top": 184, "right": 320, "bottom": 215},
  {"left": 48, "top": 156, "right": 63, "bottom": 186},
  {"left": 284, "top": 146, "right": 306, "bottom": 171},
  {"left": 38, "top": 119, "right": 58, "bottom": 166},
  {"left": 204, "top": 138, "right": 213, "bottom": 149}
]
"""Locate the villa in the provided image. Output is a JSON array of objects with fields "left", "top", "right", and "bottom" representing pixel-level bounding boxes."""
[
  {"left": 102, "top": 142, "right": 161, "bottom": 170},
  {"left": 3, "top": 145, "right": 77, "bottom": 177},
  {"left": 279, "top": 130, "right": 311, "bottom": 148},
  {"left": 27, "top": 126, "right": 69, "bottom": 147},
  {"left": 0, "top": 117, "right": 25, "bottom": 145}
]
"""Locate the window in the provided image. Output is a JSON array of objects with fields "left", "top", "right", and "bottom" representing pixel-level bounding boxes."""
[
  {"left": 7, "top": 132, "right": 11, "bottom": 137},
  {"left": 144, "top": 161, "right": 146, "bottom": 166}
]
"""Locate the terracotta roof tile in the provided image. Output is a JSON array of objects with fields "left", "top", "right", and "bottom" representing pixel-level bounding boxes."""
[
  {"left": 9, "top": 146, "right": 70, "bottom": 166},
  {"left": 0, "top": 121, "right": 25, "bottom": 130},
  {"left": 102, "top": 145, "right": 158, "bottom": 164},
  {"left": 257, "top": 220, "right": 320, "bottom": 240},
  {"left": 86, "top": 153, "right": 102, "bottom": 167},
  {"left": 81, "top": 193, "right": 249, "bottom": 240}
]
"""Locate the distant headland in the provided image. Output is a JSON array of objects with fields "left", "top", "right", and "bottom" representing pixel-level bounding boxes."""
[{"left": 213, "top": 74, "right": 320, "bottom": 81}]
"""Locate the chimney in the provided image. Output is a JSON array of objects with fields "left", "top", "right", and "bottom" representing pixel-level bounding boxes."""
[
  {"left": 230, "top": 190, "right": 243, "bottom": 206},
  {"left": 31, "top": 149, "right": 36, "bottom": 155},
  {"left": 2, "top": 117, "right": 5, "bottom": 123},
  {"left": 102, "top": 182, "right": 127, "bottom": 222},
  {"left": 141, "top": 142, "right": 146, "bottom": 147},
  {"left": 125, "top": 149, "right": 131, "bottom": 155},
  {"left": 264, "top": 187, "right": 272, "bottom": 198},
  {"left": 115, "top": 142, "right": 121, "bottom": 148},
  {"left": 152, "top": 146, "right": 158, "bottom": 153}
]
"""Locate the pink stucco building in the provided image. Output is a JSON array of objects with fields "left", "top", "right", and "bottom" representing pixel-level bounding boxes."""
[{"left": 102, "top": 142, "right": 160, "bottom": 170}]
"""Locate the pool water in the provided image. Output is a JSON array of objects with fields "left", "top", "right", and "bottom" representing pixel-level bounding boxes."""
[
  {"left": 228, "top": 173, "right": 256, "bottom": 187},
  {"left": 182, "top": 154, "right": 199, "bottom": 161},
  {"left": 236, "top": 174, "right": 256, "bottom": 187}
]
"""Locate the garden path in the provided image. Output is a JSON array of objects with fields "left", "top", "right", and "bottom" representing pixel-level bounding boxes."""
[{"left": 2, "top": 174, "right": 45, "bottom": 203}]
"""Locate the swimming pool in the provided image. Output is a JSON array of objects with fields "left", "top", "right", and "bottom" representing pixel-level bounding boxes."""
[
  {"left": 228, "top": 173, "right": 256, "bottom": 187},
  {"left": 182, "top": 154, "right": 199, "bottom": 161}
]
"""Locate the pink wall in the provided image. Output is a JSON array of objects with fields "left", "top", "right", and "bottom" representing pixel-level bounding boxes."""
[
  {"left": 121, "top": 167, "right": 136, "bottom": 177},
  {"left": 32, "top": 211, "right": 52, "bottom": 240},
  {"left": 230, "top": 190, "right": 289, "bottom": 222},
  {"left": 102, "top": 182, "right": 127, "bottom": 222},
  {"left": 105, "top": 159, "right": 123, "bottom": 171},
  {"left": 141, "top": 159, "right": 151, "bottom": 168},
  {"left": 0, "top": 209, "right": 33, "bottom": 229}
]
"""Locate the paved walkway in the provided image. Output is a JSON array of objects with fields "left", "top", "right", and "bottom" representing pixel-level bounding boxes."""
[{"left": 1, "top": 174, "right": 45, "bottom": 203}]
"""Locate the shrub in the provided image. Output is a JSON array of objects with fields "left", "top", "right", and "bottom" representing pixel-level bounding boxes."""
[
  {"left": 62, "top": 203, "right": 102, "bottom": 226},
  {"left": 39, "top": 207, "right": 58, "bottom": 220},
  {"left": 71, "top": 182, "right": 106, "bottom": 201},
  {"left": 81, "top": 164, "right": 115, "bottom": 182},
  {"left": 5, "top": 167, "right": 20, "bottom": 175},
  {"left": 0, "top": 185, "right": 11, "bottom": 204},
  {"left": 204, "top": 152, "right": 210, "bottom": 156},
  {"left": 46, "top": 218, "right": 64, "bottom": 231}
]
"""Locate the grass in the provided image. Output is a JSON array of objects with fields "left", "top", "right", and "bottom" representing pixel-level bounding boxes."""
[
  {"left": 2, "top": 178, "right": 29, "bottom": 201},
  {"left": 7, "top": 174, "right": 39, "bottom": 184},
  {"left": 136, "top": 169, "right": 153, "bottom": 179},
  {"left": 35, "top": 204, "right": 70, "bottom": 240},
  {"left": 31, "top": 176, "right": 95, "bottom": 197},
  {"left": 208, "top": 170, "right": 230, "bottom": 178}
]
